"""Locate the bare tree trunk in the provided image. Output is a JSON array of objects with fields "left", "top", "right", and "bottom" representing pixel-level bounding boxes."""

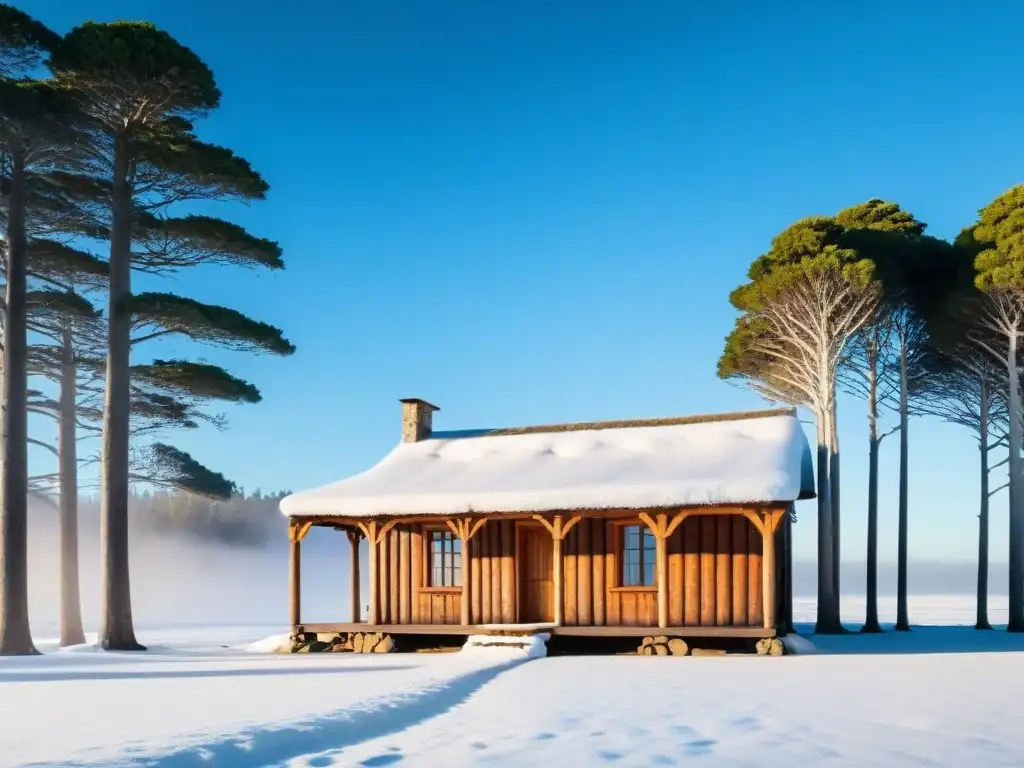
[
  {"left": 815, "top": 408, "right": 841, "bottom": 634},
  {"left": 0, "top": 154, "right": 38, "bottom": 655},
  {"left": 830, "top": 394, "right": 841, "bottom": 605},
  {"left": 976, "top": 374, "right": 992, "bottom": 630},
  {"left": 98, "top": 135, "right": 144, "bottom": 651},
  {"left": 1007, "top": 334, "right": 1024, "bottom": 632},
  {"left": 895, "top": 341, "right": 911, "bottom": 631},
  {"left": 58, "top": 326, "right": 85, "bottom": 646},
  {"left": 864, "top": 437, "right": 882, "bottom": 633},
  {"left": 863, "top": 333, "right": 882, "bottom": 633},
  {"left": 782, "top": 505, "right": 795, "bottom": 635}
]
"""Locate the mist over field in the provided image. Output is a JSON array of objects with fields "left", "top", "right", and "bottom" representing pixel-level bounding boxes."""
[
  {"left": 25, "top": 502, "right": 361, "bottom": 637},
  {"left": 24, "top": 498, "right": 1006, "bottom": 639}
]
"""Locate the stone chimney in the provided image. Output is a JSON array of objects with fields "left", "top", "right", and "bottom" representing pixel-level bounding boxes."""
[{"left": 400, "top": 398, "right": 440, "bottom": 443}]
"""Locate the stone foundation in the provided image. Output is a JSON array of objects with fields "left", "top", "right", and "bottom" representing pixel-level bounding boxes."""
[
  {"left": 290, "top": 631, "right": 396, "bottom": 654},
  {"left": 755, "top": 637, "right": 785, "bottom": 656}
]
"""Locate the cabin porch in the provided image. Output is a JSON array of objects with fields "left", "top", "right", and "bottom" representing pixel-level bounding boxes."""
[
  {"left": 286, "top": 506, "right": 794, "bottom": 650},
  {"left": 294, "top": 622, "right": 776, "bottom": 638}
]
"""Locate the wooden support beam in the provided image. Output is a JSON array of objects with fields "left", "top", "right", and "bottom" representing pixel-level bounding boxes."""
[
  {"left": 639, "top": 512, "right": 674, "bottom": 628},
  {"left": 553, "top": 520, "right": 565, "bottom": 626},
  {"left": 665, "top": 510, "right": 690, "bottom": 539},
  {"left": 351, "top": 519, "right": 402, "bottom": 625},
  {"left": 289, "top": 537, "right": 301, "bottom": 626},
  {"left": 356, "top": 521, "right": 380, "bottom": 624},
  {"left": 532, "top": 513, "right": 581, "bottom": 626},
  {"left": 444, "top": 517, "right": 488, "bottom": 627},
  {"left": 399, "top": 528, "right": 411, "bottom": 624},
  {"left": 389, "top": 528, "right": 400, "bottom": 622},
  {"left": 287, "top": 520, "right": 313, "bottom": 627},
  {"left": 346, "top": 528, "right": 362, "bottom": 623},
  {"left": 761, "top": 508, "right": 785, "bottom": 630},
  {"left": 656, "top": 530, "right": 669, "bottom": 628}
]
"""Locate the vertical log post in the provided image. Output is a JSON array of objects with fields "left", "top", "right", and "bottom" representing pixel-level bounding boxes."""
[
  {"left": 446, "top": 517, "right": 488, "bottom": 627},
  {"left": 553, "top": 516, "right": 565, "bottom": 625},
  {"left": 762, "top": 519, "right": 776, "bottom": 630},
  {"left": 534, "top": 513, "right": 583, "bottom": 626},
  {"left": 747, "top": 508, "right": 785, "bottom": 631},
  {"left": 640, "top": 511, "right": 689, "bottom": 628},
  {"left": 346, "top": 528, "right": 362, "bottom": 623},
  {"left": 389, "top": 531, "right": 400, "bottom": 622},
  {"left": 288, "top": 520, "right": 313, "bottom": 628},
  {"left": 357, "top": 520, "right": 397, "bottom": 626}
]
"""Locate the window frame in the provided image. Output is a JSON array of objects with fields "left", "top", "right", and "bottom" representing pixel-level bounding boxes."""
[
  {"left": 611, "top": 519, "right": 658, "bottom": 592},
  {"left": 422, "top": 527, "right": 463, "bottom": 592}
]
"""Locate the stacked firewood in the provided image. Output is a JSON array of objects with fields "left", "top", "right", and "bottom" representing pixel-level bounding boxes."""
[
  {"left": 636, "top": 636, "right": 786, "bottom": 656},
  {"left": 637, "top": 636, "right": 689, "bottom": 656},
  {"left": 289, "top": 631, "right": 395, "bottom": 653}
]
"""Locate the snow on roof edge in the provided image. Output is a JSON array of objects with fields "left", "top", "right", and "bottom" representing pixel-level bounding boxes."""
[{"left": 280, "top": 408, "right": 815, "bottom": 519}]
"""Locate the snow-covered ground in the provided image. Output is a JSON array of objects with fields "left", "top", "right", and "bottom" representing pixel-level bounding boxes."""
[{"left": 3, "top": 596, "right": 1024, "bottom": 767}]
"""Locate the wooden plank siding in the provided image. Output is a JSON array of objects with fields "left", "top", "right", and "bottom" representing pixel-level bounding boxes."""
[
  {"left": 369, "top": 512, "right": 773, "bottom": 631},
  {"left": 549, "top": 513, "right": 766, "bottom": 628}
]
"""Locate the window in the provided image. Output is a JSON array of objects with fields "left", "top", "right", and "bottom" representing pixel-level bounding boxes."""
[
  {"left": 621, "top": 524, "right": 656, "bottom": 587},
  {"left": 428, "top": 530, "right": 461, "bottom": 587}
]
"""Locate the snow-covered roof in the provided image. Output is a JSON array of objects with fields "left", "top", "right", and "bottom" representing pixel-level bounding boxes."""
[{"left": 280, "top": 408, "right": 814, "bottom": 519}]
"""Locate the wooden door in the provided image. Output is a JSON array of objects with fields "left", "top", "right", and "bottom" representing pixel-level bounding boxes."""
[{"left": 518, "top": 525, "right": 554, "bottom": 622}]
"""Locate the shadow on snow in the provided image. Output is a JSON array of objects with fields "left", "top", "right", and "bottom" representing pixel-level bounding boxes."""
[
  {"left": 39, "top": 658, "right": 531, "bottom": 768},
  {"left": 1, "top": 664, "right": 414, "bottom": 684},
  {"left": 793, "top": 622, "right": 1024, "bottom": 655}
]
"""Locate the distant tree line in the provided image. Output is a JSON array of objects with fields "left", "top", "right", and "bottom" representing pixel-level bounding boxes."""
[
  {"left": 1, "top": 6, "right": 293, "bottom": 653},
  {"left": 719, "top": 194, "right": 1024, "bottom": 634},
  {"left": 116, "top": 487, "right": 289, "bottom": 547}
]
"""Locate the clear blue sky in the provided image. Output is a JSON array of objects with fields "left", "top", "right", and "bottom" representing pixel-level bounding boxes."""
[{"left": 25, "top": 0, "right": 1024, "bottom": 563}]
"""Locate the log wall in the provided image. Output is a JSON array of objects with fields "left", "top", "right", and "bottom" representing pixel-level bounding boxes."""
[
  {"left": 589, "top": 515, "right": 765, "bottom": 628},
  {"left": 370, "top": 512, "right": 783, "bottom": 628}
]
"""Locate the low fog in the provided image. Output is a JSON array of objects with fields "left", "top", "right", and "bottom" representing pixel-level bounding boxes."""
[
  {"left": 25, "top": 498, "right": 1006, "bottom": 639},
  {"left": 25, "top": 498, "right": 362, "bottom": 638}
]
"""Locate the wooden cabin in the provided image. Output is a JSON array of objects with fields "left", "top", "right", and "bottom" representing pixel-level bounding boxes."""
[{"left": 280, "top": 400, "right": 814, "bottom": 649}]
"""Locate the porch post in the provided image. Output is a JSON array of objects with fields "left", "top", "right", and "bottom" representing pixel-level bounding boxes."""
[
  {"left": 367, "top": 535, "right": 379, "bottom": 624},
  {"left": 357, "top": 521, "right": 380, "bottom": 625},
  {"left": 638, "top": 511, "right": 687, "bottom": 629},
  {"left": 347, "top": 528, "right": 362, "bottom": 623},
  {"left": 462, "top": 535, "right": 472, "bottom": 626},
  {"left": 784, "top": 507, "right": 795, "bottom": 633},
  {"left": 533, "top": 513, "right": 581, "bottom": 627},
  {"left": 289, "top": 537, "right": 301, "bottom": 626},
  {"left": 656, "top": 518, "right": 669, "bottom": 628},
  {"left": 761, "top": 509, "right": 784, "bottom": 630},
  {"left": 288, "top": 520, "right": 312, "bottom": 627},
  {"left": 446, "top": 518, "right": 487, "bottom": 627},
  {"left": 553, "top": 515, "right": 565, "bottom": 626}
]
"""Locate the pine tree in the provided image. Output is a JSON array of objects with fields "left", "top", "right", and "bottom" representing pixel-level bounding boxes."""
[
  {"left": 720, "top": 215, "right": 880, "bottom": 634},
  {"left": 0, "top": 2, "right": 64, "bottom": 656},
  {"left": 49, "top": 22, "right": 289, "bottom": 650},
  {"left": 962, "top": 189, "right": 1024, "bottom": 632}
]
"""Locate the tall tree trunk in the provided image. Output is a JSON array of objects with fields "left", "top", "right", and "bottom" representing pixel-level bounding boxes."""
[
  {"left": 815, "top": 407, "right": 841, "bottom": 634},
  {"left": 976, "top": 374, "right": 992, "bottom": 630},
  {"left": 895, "top": 341, "right": 911, "bottom": 631},
  {"left": 830, "top": 395, "right": 841, "bottom": 604},
  {"left": 0, "top": 153, "right": 38, "bottom": 655},
  {"left": 98, "top": 135, "right": 144, "bottom": 651},
  {"left": 863, "top": 332, "right": 882, "bottom": 632},
  {"left": 1007, "top": 335, "right": 1024, "bottom": 632},
  {"left": 782, "top": 505, "right": 795, "bottom": 634},
  {"left": 58, "top": 325, "right": 85, "bottom": 647}
]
